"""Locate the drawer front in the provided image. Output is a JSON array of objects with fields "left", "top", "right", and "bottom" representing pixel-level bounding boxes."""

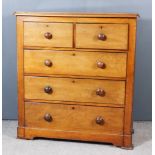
[
  {"left": 24, "top": 22, "right": 73, "bottom": 47},
  {"left": 25, "top": 102, "right": 124, "bottom": 134},
  {"left": 76, "top": 24, "right": 128, "bottom": 50},
  {"left": 25, "top": 76, "right": 125, "bottom": 104},
  {"left": 24, "top": 50, "right": 127, "bottom": 78}
]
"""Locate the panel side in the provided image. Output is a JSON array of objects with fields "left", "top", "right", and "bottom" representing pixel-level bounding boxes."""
[
  {"left": 17, "top": 16, "right": 25, "bottom": 128},
  {"left": 123, "top": 18, "right": 137, "bottom": 147}
]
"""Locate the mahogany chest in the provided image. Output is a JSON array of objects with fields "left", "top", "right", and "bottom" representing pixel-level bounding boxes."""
[{"left": 15, "top": 12, "right": 138, "bottom": 148}]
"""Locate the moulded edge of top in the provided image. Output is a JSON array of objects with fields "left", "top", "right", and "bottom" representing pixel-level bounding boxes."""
[{"left": 13, "top": 12, "right": 139, "bottom": 18}]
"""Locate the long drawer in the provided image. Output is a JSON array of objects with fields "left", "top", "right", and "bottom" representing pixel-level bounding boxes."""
[
  {"left": 24, "top": 50, "right": 127, "bottom": 78},
  {"left": 24, "top": 76, "right": 125, "bottom": 105},
  {"left": 25, "top": 102, "right": 124, "bottom": 134}
]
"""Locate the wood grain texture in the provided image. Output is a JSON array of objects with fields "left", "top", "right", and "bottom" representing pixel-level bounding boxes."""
[
  {"left": 24, "top": 73, "right": 126, "bottom": 81},
  {"left": 24, "top": 22, "right": 73, "bottom": 48},
  {"left": 14, "top": 12, "right": 139, "bottom": 18},
  {"left": 17, "top": 127, "right": 25, "bottom": 139},
  {"left": 21, "top": 16, "right": 131, "bottom": 24},
  {"left": 24, "top": 99, "right": 125, "bottom": 108},
  {"left": 25, "top": 102, "right": 124, "bottom": 134},
  {"left": 21, "top": 126, "right": 123, "bottom": 146},
  {"left": 24, "top": 46, "right": 129, "bottom": 52},
  {"left": 24, "top": 76, "right": 125, "bottom": 105},
  {"left": 15, "top": 13, "right": 138, "bottom": 148},
  {"left": 76, "top": 24, "right": 128, "bottom": 50},
  {"left": 24, "top": 50, "right": 127, "bottom": 78},
  {"left": 123, "top": 19, "right": 137, "bottom": 148},
  {"left": 17, "top": 16, "right": 25, "bottom": 127}
]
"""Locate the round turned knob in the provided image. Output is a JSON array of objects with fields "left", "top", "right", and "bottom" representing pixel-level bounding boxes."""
[
  {"left": 98, "top": 33, "right": 106, "bottom": 41},
  {"left": 96, "top": 116, "right": 104, "bottom": 125},
  {"left": 44, "top": 113, "right": 53, "bottom": 122},
  {"left": 44, "top": 86, "right": 53, "bottom": 94},
  {"left": 96, "top": 88, "right": 105, "bottom": 97},
  {"left": 44, "top": 32, "right": 52, "bottom": 39},
  {"left": 97, "top": 61, "right": 106, "bottom": 69},
  {"left": 44, "top": 59, "right": 52, "bottom": 67}
]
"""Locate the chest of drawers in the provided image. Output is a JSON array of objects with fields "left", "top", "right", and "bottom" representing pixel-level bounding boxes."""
[{"left": 15, "top": 12, "right": 138, "bottom": 149}]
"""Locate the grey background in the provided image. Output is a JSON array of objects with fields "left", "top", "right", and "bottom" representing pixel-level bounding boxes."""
[{"left": 2, "top": 0, "right": 152, "bottom": 120}]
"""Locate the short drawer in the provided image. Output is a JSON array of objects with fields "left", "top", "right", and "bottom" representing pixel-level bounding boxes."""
[
  {"left": 76, "top": 24, "right": 128, "bottom": 50},
  {"left": 24, "top": 76, "right": 125, "bottom": 105},
  {"left": 24, "top": 22, "right": 73, "bottom": 48},
  {"left": 25, "top": 102, "right": 124, "bottom": 134},
  {"left": 24, "top": 50, "right": 127, "bottom": 78}
]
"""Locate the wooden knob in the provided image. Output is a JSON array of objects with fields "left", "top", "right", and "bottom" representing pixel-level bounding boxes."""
[
  {"left": 44, "top": 32, "right": 52, "bottom": 39},
  {"left": 96, "top": 88, "right": 105, "bottom": 97},
  {"left": 96, "top": 116, "right": 104, "bottom": 125},
  {"left": 44, "top": 59, "right": 52, "bottom": 67},
  {"left": 44, "top": 113, "right": 52, "bottom": 122},
  {"left": 44, "top": 86, "right": 53, "bottom": 94},
  {"left": 98, "top": 33, "right": 106, "bottom": 41},
  {"left": 97, "top": 61, "right": 106, "bottom": 69}
]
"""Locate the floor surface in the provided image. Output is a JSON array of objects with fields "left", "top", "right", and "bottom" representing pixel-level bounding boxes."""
[{"left": 3, "top": 121, "right": 152, "bottom": 155}]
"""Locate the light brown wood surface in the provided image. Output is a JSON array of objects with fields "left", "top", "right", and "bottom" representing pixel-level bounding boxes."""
[
  {"left": 24, "top": 74, "right": 126, "bottom": 81},
  {"left": 123, "top": 19, "right": 137, "bottom": 148},
  {"left": 14, "top": 12, "right": 139, "bottom": 18},
  {"left": 24, "top": 50, "right": 127, "bottom": 78},
  {"left": 17, "top": 17, "right": 25, "bottom": 127},
  {"left": 24, "top": 99, "right": 125, "bottom": 108},
  {"left": 76, "top": 24, "right": 128, "bottom": 50},
  {"left": 22, "top": 16, "right": 130, "bottom": 25},
  {"left": 25, "top": 102, "right": 124, "bottom": 134},
  {"left": 15, "top": 13, "right": 138, "bottom": 148},
  {"left": 24, "top": 22, "right": 73, "bottom": 48},
  {"left": 24, "top": 76, "right": 125, "bottom": 104},
  {"left": 22, "top": 127, "right": 124, "bottom": 146}
]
